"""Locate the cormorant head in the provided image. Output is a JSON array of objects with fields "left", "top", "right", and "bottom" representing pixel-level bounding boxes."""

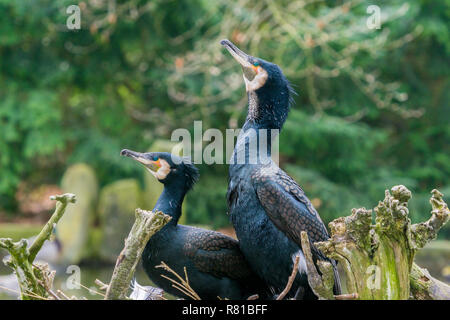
[
  {"left": 120, "top": 149, "right": 199, "bottom": 190},
  {"left": 221, "top": 39, "right": 294, "bottom": 129}
]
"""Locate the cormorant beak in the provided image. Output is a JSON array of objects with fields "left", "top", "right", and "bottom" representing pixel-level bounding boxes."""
[
  {"left": 120, "top": 149, "right": 160, "bottom": 172},
  {"left": 220, "top": 39, "right": 258, "bottom": 81}
]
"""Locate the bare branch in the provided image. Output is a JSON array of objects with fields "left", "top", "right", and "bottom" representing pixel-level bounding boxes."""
[
  {"left": 411, "top": 189, "right": 449, "bottom": 249},
  {"left": 105, "top": 209, "right": 171, "bottom": 300},
  {"left": 28, "top": 193, "right": 76, "bottom": 262},
  {"left": 410, "top": 263, "right": 450, "bottom": 300},
  {"left": 277, "top": 255, "right": 300, "bottom": 300},
  {"left": 156, "top": 262, "right": 201, "bottom": 300}
]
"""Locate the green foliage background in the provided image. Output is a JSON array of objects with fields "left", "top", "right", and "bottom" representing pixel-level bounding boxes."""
[{"left": 0, "top": 0, "right": 448, "bottom": 237}]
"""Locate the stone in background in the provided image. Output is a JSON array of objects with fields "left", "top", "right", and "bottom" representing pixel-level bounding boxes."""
[
  {"left": 58, "top": 164, "right": 98, "bottom": 264},
  {"left": 98, "top": 179, "right": 143, "bottom": 263}
]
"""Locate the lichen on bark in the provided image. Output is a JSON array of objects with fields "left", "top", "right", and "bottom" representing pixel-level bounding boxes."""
[
  {"left": 313, "top": 185, "right": 449, "bottom": 300},
  {"left": 0, "top": 193, "right": 76, "bottom": 300},
  {"left": 104, "top": 208, "right": 171, "bottom": 300}
]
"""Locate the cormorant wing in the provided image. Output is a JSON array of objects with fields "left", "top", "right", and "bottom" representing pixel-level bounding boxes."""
[
  {"left": 253, "top": 165, "right": 342, "bottom": 294},
  {"left": 253, "top": 166, "right": 330, "bottom": 254},
  {"left": 184, "top": 229, "right": 253, "bottom": 280}
]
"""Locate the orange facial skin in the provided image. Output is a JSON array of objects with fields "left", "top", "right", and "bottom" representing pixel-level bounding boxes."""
[{"left": 153, "top": 158, "right": 161, "bottom": 168}]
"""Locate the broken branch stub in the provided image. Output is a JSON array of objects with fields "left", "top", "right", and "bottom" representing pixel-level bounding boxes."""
[
  {"left": 105, "top": 209, "right": 171, "bottom": 300},
  {"left": 315, "top": 185, "right": 449, "bottom": 300},
  {"left": 0, "top": 193, "right": 76, "bottom": 300},
  {"left": 28, "top": 193, "right": 76, "bottom": 262},
  {"left": 300, "top": 232, "right": 335, "bottom": 300},
  {"left": 410, "top": 189, "right": 449, "bottom": 249},
  {"left": 410, "top": 262, "right": 450, "bottom": 300}
]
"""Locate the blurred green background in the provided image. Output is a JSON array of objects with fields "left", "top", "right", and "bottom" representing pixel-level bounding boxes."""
[{"left": 0, "top": 0, "right": 449, "bottom": 298}]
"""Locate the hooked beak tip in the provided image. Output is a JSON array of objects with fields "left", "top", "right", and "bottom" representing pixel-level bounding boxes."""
[
  {"left": 120, "top": 148, "right": 158, "bottom": 172},
  {"left": 121, "top": 149, "right": 141, "bottom": 159},
  {"left": 220, "top": 39, "right": 252, "bottom": 69},
  {"left": 120, "top": 149, "right": 133, "bottom": 157}
]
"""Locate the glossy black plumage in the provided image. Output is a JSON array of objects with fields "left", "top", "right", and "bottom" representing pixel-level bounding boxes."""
[
  {"left": 253, "top": 168, "right": 330, "bottom": 246},
  {"left": 121, "top": 150, "right": 268, "bottom": 300},
  {"left": 221, "top": 40, "right": 341, "bottom": 299}
]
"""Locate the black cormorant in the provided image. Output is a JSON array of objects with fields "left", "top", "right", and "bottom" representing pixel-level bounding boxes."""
[
  {"left": 121, "top": 149, "right": 268, "bottom": 300},
  {"left": 220, "top": 39, "right": 341, "bottom": 299}
]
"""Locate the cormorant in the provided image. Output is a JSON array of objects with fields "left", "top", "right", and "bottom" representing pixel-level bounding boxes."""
[
  {"left": 121, "top": 149, "right": 269, "bottom": 300},
  {"left": 220, "top": 39, "right": 341, "bottom": 299}
]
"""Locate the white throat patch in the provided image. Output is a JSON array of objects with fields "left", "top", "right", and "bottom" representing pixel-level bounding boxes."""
[
  {"left": 244, "top": 68, "right": 268, "bottom": 91},
  {"left": 148, "top": 159, "right": 171, "bottom": 180}
]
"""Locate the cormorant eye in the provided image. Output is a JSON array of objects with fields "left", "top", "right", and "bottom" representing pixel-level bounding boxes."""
[
  {"left": 253, "top": 61, "right": 259, "bottom": 67},
  {"left": 152, "top": 156, "right": 158, "bottom": 161}
]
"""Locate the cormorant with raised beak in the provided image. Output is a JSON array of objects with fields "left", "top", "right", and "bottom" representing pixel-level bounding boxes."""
[
  {"left": 121, "top": 150, "right": 268, "bottom": 300},
  {"left": 220, "top": 39, "right": 341, "bottom": 299}
]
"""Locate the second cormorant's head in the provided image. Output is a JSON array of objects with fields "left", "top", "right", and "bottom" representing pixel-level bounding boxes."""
[
  {"left": 120, "top": 149, "right": 199, "bottom": 191},
  {"left": 221, "top": 39, "right": 294, "bottom": 130}
]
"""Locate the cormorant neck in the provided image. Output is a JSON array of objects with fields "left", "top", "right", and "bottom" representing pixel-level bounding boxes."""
[
  {"left": 153, "top": 183, "right": 187, "bottom": 225},
  {"left": 246, "top": 87, "right": 290, "bottom": 131},
  {"left": 231, "top": 120, "right": 276, "bottom": 166},
  {"left": 230, "top": 86, "right": 290, "bottom": 167}
]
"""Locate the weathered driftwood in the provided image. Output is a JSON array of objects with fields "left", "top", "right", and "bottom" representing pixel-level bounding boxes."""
[
  {"left": 308, "top": 185, "right": 449, "bottom": 300},
  {"left": 0, "top": 193, "right": 76, "bottom": 300},
  {"left": 104, "top": 208, "right": 171, "bottom": 300}
]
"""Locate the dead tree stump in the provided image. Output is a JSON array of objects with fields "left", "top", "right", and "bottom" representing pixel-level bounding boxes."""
[{"left": 311, "top": 186, "right": 449, "bottom": 300}]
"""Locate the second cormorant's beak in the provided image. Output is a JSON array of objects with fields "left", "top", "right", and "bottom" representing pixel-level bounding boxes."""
[
  {"left": 120, "top": 149, "right": 160, "bottom": 172},
  {"left": 221, "top": 39, "right": 258, "bottom": 81}
]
